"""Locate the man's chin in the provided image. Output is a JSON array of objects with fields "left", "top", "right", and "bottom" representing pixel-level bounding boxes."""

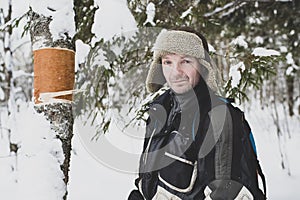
[{"left": 171, "top": 85, "right": 193, "bottom": 94}]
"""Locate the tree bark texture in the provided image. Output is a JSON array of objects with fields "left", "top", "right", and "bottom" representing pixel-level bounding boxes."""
[{"left": 29, "top": 10, "right": 75, "bottom": 200}]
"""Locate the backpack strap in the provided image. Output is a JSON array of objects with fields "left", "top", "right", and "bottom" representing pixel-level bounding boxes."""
[
  {"left": 218, "top": 98, "right": 267, "bottom": 199},
  {"left": 213, "top": 106, "right": 233, "bottom": 179},
  {"left": 242, "top": 113, "right": 267, "bottom": 199},
  {"left": 249, "top": 131, "right": 257, "bottom": 155},
  {"left": 257, "top": 159, "right": 267, "bottom": 198}
]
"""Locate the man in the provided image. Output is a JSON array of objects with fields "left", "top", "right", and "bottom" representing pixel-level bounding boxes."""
[{"left": 128, "top": 28, "right": 266, "bottom": 200}]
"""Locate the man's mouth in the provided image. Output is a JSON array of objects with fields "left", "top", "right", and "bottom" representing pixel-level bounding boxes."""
[{"left": 171, "top": 79, "right": 188, "bottom": 84}]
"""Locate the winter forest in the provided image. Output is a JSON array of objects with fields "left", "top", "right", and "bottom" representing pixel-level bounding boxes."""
[{"left": 0, "top": 0, "right": 299, "bottom": 199}]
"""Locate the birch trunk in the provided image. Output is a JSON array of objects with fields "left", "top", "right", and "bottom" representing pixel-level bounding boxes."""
[{"left": 29, "top": 10, "right": 75, "bottom": 200}]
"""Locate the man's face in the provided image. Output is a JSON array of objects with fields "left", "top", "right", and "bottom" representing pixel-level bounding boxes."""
[{"left": 162, "top": 54, "right": 201, "bottom": 94}]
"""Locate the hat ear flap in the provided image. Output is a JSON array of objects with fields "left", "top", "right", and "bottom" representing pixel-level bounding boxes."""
[
  {"left": 146, "top": 58, "right": 166, "bottom": 93},
  {"left": 205, "top": 62, "right": 221, "bottom": 94}
]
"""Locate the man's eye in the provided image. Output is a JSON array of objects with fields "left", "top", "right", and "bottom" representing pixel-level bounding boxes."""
[
  {"left": 182, "top": 59, "right": 191, "bottom": 64},
  {"left": 163, "top": 60, "right": 172, "bottom": 65}
]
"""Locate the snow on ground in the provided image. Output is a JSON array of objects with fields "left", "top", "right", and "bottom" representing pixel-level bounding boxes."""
[
  {"left": 0, "top": 104, "right": 66, "bottom": 200},
  {"left": 68, "top": 127, "right": 137, "bottom": 200},
  {"left": 243, "top": 100, "right": 300, "bottom": 200}
]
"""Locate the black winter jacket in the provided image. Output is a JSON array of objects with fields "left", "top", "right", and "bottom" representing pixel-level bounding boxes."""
[{"left": 129, "top": 79, "right": 266, "bottom": 200}]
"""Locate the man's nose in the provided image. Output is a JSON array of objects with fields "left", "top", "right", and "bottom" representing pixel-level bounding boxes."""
[{"left": 173, "top": 62, "right": 183, "bottom": 73}]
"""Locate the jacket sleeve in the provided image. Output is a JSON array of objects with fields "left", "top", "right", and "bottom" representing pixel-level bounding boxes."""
[
  {"left": 202, "top": 105, "right": 255, "bottom": 200},
  {"left": 128, "top": 190, "right": 144, "bottom": 200},
  {"left": 128, "top": 116, "right": 158, "bottom": 200}
]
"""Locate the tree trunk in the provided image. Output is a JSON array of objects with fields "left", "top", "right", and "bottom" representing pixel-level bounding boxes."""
[
  {"left": 29, "top": 10, "right": 75, "bottom": 200},
  {"left": 73, "top": 0, "right": 98, "bottom": 43},
  {"left": 0, "top": 0, "right": 12, "bottom": 106},
  {"left": 286, "top": 75, "right": 294, "bottom": 116},
  {"left": 0, "top": 0, "right": 18, "bottom": 180}
]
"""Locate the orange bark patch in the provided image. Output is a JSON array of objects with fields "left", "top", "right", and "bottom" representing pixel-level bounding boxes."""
[{"left": 34, "top": 48, "right": 75, "bottom": 104}]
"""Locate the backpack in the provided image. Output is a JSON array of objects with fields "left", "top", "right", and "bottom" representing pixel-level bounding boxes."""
[{"left": 221, "top": 98, "right": 267, "bottom": 199}]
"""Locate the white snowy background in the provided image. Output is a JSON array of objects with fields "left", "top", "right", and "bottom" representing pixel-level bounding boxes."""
[{"left": 0, "top": 0, "right": 299, "bottom": 199}]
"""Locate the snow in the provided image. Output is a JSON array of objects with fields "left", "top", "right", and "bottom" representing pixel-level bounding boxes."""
[
  {"left": 3, "top": 0, "right": 75, "bottom": 50},
  {"left": 12, "top": 70, "right": 32, "bottom": 79},
  {"left": 204, "top": 2, "right": 235, "bottom": 17},
  {"left": 4, "top": 50, "right": 11, "bottom": 70},
  {"left": 31, "top": 35, "right": 48, "bottom": 51},
  {"left": 1, "top": 0, "right": 300, "bottom": 199},
  {"left": 293, "top": 40, "right": 298, "bottom": 47},
  {"left": 286, "top": 66, "right": 294, "bottom": 76},
  {"left": 229, "top": 61, "right": 245, "bottom": 88},
  {"left": 208, "top": 43, "right": 216, "bottom": 53},
  {"left": 254, "top": 36, "right": 264, "bottom": 44},
  {"left": 0, "top": 0, "right": 9, "bottom": 17},
  {"left": 230, "top": 35, "right": 248, "bottom": 48},
  {"left": 220, "top": 2, "right": 246, "bottom": 18},
  {"left": 75, "top": 39, "right": 90, "bottom": 71},
  {"left": 286, "top": 52, "right": 295, "bottom": 65},
  {"left": 285, "top": 53, "right": 299, "bottom": 75},
  {"left": 180, "top": 6, "right": 192, "bottom": 19},
  {"left": 244, "top": 101, "right": 300, "bottom": 200},
  {"left": 48, "top": 2, "right": 76, "bottom": 41},
  {"left": 91, "top": 0, "right": 137, "bottom": 43},
  {"left": 0, "top": 87, "right": 5, "bottom": 100},
  {"left": 280, "top": 46, "right": 288, "bottom": 53},
  {"left": 144, "top": 2, "right": 156, "bottom": 26},
  {"left": 0, "top": 111, "right": 10, "bottom": 155},
  {"left": 0, "top": 104, "right": 66, "bottom": 200},
  {"left": 68, "top": 131, "right": 137, "bottom": 200},
  {"left": 252, "top": 47, "right": 280, "bottom": 57},
  {"left": 248, "top": 16, "right": 262, "bottom": 25},
  {"left": 87, "top": 47, "right": 110, "bottom": 70},
  {"left": 23, "top": 0, "right": 76, "bottom": 41},
  {"left": 289, "top": 30, "right": 295, "bottom": 35}
]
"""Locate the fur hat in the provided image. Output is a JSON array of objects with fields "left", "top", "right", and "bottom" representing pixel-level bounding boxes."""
[{"left": 146, "top": 29, "right": 218, "bottom": 93}]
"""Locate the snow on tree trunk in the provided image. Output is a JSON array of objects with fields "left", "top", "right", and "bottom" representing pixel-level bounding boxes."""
[{"left": 29, "top": 10, "right": 75, "bottom": 200}]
